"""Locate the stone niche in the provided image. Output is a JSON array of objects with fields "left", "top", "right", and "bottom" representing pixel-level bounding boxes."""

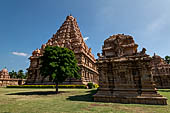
[{"left": 94, "top": 34, "right": 167, "bottom": 105}]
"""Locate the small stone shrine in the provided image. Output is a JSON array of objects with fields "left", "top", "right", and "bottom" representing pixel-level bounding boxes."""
[
  {"left": 26, "top": 15, "right": 98, "bottom": 85},
  {"left": 0, "top": 68, "right": 25, "bottom": 87},
  {"left": 152, "top": 54, "right": 170, "bottom": 88},
  {"left": 0, "top": 68, "right": 10, "bottom": 79},
  {"left": 94, "top": 34, "right": 167, "bottom": 105}
]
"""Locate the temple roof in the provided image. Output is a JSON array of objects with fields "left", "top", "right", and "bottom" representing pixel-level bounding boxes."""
[
  {"left": 1, "top": 68, "right": 8, "bottom": 73},
  {"left": 31, "top": 15, "right": 96, "bottom": 61}
]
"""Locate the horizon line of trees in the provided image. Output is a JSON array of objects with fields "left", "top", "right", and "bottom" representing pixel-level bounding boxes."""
[
  {"left": 165, "top": 56, "right": 170, "bottom": 64},
  {"left": 9, "top": 70, "right": 28, "bottom": 79}
]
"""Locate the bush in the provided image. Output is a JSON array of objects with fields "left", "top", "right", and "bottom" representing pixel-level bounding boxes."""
[
  {"left": 87, "top": 82, "right": 94, "bottom": 89},
  {"left": 6, "top": 85, "right": 87, "bottom": 89},
  {"left": 93, "top": 84, "right": 99, "bottom": 88},
  {"left": 87, "top": 83, "right": 99, "bottom": 89}
]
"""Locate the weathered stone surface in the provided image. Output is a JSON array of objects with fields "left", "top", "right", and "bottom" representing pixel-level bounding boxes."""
[
  {"left": 26, "top": 15, "right": 98, "bottom": 85},
  {"left": 152, "top": 54, "right": 170, "bottom": 88},
  {"left": 94, "top": 34, "right": 167, "bottom": 105}
]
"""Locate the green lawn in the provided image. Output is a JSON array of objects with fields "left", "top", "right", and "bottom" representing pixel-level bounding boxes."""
[{"left": 0, "top": 88, "right": 170, "bottom": 113}]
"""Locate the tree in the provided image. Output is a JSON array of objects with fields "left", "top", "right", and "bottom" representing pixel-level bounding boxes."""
[
  {"left": 165, "top": 56, "right": 170, "bottom": 64},
  {"left": 17, "top": 70, "right": 25, "bottom": 79},
  {"left": 9, "top": 70, "right": 27, "bottom": 79},
  {"left": 40, "top": 46, "right": 80, "bottom": 93},
  {"left": 9, "top": 70, "right": 17, "bottom": 78}
]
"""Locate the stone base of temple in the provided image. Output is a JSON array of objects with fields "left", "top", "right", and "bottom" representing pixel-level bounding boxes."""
[
  {"left": 94, "top": 95, "right": 167, "bottom": 105},
  {"left": 0, "top": 79, "right": 26, "bottom": 87},
  {"left": 25, "top": 81, "right": 84, "bottom": 85},
  {"left": 156, "top": 86, "right": 170, "bottom": 89},
  {"left": 94, "top": 88, "right": 167, "bottom": 105},
  {"left": 25, "top": 76, "right": 98, "bottom": 85},
  {"left": 25, "top": 80, "right": 93, "bottom": 85}
]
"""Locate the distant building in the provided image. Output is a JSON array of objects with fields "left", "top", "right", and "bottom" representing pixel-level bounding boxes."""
[
  {"left": 26, "top": 15, "right": 99, "bottom": 85},
  {"left": 0, "top": 68, "right": 25, "bottom": 87},
  {"left": 152, "top": 54, "right": 170, "bottom": 88},
  {"left": 0, "top": 68, "right": 10, "bottom": 79}
]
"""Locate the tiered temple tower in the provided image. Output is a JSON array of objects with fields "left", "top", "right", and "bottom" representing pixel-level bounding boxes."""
[
  {"left": 94, "top": 34, "right": 167, "bottom": 105},
  {"left": 26, "top": 15, "right": 98, "bottom": 85}
]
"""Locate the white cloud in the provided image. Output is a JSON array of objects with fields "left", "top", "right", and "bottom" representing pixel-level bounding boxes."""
[
  {"left": 12, "top": 52, "right": 29, "bottom": 57},
  {"left": 83, "top": 37, "right": 89, "bottom": 41}
]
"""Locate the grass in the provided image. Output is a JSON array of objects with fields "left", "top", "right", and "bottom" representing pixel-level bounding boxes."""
[{"left": 0, "top": 88, "right": 170, "bottom": 113}]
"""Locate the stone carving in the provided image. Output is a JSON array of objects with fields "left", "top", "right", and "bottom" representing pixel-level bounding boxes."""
[
  {"left": 102, "top": 34, "right": 138, "bottom": 57},
  {"left": 26, "top": 15, "right": 99, "bottom": 85},
  {"left": 152, "top": 53, "right": 170, "bottom": 88},
  {"left": 94, "top": 34, "right": 167, "bottom": 105}
]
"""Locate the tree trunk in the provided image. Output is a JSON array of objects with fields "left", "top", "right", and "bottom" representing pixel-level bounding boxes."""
[{"left": 55, "top": 82, "right": 58, "bottom": 94}]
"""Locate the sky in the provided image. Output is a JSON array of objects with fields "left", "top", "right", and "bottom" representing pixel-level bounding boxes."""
[{"left": 0, "top": 0, "right": 170, "bottom": 72}]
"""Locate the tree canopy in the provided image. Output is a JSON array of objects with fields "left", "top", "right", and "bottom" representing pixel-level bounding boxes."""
[
  {"left": 40, "top": 46, "right": 80, "bottom": 93},
  {"left": 165, "top": 56, "right": 170, "bottom": 64},
  {"left": 9, "top": 70, "right": 27, "bottom": 79}
]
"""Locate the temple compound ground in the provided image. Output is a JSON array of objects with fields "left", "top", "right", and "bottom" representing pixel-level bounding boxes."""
[
  {"left": 26, "top": 15, "right": 98, "bottom": 85},
  {"left": 1, "top": 88, "right": 170, "bottom": 113},
  {"left": 0, "top": 68, "right": 25, "bottom": 87},
  {"left": 94, "top": 34, "right": 167, "bottom": 105}
]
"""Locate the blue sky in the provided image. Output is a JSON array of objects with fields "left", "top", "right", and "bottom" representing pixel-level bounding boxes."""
[{"left": 0, "top": 0, "right": 170, "bottom": 72}]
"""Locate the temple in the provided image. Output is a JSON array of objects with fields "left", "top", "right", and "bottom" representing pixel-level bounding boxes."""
[
  {"left": 152, "top": 54, "right": 170, "bottom": 88},
  {"left": 0, "top": 68, "right": 10, "bottom": 79},
  {"left": 26, "top": 15, "right": 98, "bottom": 85},
  {"left": 0, "top": 68, "right": 25, "bottom": 86},
  {"left": 94, "top": 34, "right": 167, "bottom": 105}
]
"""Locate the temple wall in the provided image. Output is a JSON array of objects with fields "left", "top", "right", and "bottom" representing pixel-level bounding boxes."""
[
  {"left": 0, "top": 79, "right": 25, "bottom": 87},
  {"left": 151, "top": 55, "right": 170, "bottom": 88}
]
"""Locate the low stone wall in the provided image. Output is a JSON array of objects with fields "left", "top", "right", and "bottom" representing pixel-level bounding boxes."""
[{"left": 0, "top": 79, "right": 26, "bottom": 87}]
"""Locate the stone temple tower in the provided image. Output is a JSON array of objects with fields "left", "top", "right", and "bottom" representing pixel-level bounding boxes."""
[{"left": 26, "top": 15, "right": 98, "bottom": 85}]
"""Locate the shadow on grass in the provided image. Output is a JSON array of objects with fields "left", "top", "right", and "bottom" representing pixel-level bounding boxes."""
[
  {"left": 6, "top": 91, "right": 69, "bottom": 95},
  {"left": 66, "top": 89, "right": 97, "bottom": 102},
  {"left": 158, "top": 89, "right": 170, "bottom": 92}
]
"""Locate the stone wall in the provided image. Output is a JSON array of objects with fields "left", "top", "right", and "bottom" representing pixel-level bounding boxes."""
[{"left": 0, "top": 79, "right": 25, "bottom": 87}]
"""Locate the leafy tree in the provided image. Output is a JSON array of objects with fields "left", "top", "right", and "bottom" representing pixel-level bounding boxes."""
[
  {"left": 165, "top": 56, "right": 170, "bottom": 64},
  {"left": 24, "top": 72, "right": 28, "bottom": 79},
  {"left": 40, "top": 46, "right": 80, "bottom": 93},
  {"left": 9, "top": 70, "right": 17, "bottom": 78},
  {"left": 17, "top": 70, "right": 25, "bottom": 79},
  {"left": 9, "top": 70, "right": 27, "bottom": 79}
]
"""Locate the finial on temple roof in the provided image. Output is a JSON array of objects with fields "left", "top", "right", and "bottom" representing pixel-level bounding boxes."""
[{"left": 154, "top": 53, "right": 156, "bottom": 56}]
